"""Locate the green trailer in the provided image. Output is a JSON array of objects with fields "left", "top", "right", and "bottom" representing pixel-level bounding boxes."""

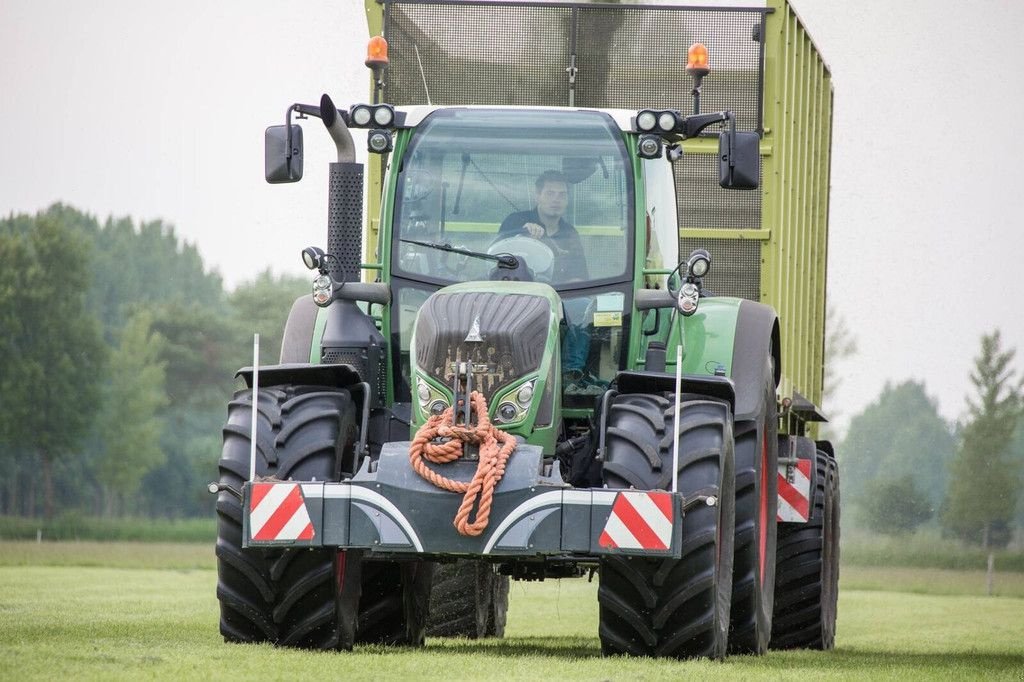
[{"left": 212, "top": 0, "right": 839, "bottom": 659}]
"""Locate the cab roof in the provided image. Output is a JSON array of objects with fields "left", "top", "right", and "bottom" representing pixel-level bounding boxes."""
[{"left": 395, "top": 105, "right": 638, "bottom": 132}]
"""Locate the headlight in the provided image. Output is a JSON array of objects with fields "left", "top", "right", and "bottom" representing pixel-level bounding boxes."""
[
  {"left": 497, "top": 402, "right": 518, "bottom": 422},
  {"left": 416, "top": 376, "right": 450, "bottom": 419},
  {"left": 516, "top": 381, "right": 534, "bottom": 407},
  {"left": 493, "top": 380, "right": 536, "bottom": 425}
]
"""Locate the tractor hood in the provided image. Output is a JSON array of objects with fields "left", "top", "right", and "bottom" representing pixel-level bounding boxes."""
[{"left": 409, "top": 281, "right": 562, "bottom": 437}]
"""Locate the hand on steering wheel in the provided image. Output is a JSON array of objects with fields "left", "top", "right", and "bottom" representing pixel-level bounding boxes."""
[{"left": 522, "top": 222, "right": 546, "bottom": 239}]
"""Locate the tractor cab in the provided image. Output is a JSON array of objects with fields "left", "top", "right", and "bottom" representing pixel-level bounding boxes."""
[{"left": 385, "top": 106, "right": 675, "bottom": 413}]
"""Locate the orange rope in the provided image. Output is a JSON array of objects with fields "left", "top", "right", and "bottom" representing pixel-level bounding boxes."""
[{"left": 409, "top": 391, "right": 517, "bottom": 536}]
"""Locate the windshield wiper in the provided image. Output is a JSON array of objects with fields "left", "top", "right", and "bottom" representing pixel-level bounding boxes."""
[{"left": 400, "top": 239, "right": 518, "bottom": 269}]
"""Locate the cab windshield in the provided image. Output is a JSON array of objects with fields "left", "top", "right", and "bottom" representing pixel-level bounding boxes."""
[{"left": 391, "top": 108, "right": 633, "bottom": 288}]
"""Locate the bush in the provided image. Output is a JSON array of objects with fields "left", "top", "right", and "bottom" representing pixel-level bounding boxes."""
[
  {"left": 858, "top": 475, "right": 933, "bottom": 535},
  {"left": 841, "top": 527, "right": 1024, "bottom": 572}
]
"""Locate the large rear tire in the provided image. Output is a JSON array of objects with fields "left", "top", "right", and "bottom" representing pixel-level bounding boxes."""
[
  {"left": 216, "top": 386, "right": 357, "bottom": 648},
  {"left": 426, "top": 561, "right": 509, "bottom": 639},
  {"left": 770, "top": 448, "right": 840, "bottom": 650},
  {"left": 599, "top": 394, "right": 736, "bottom": 660},
  {"left": 729, "top": 365, "right": 778, "bottom": 654}
]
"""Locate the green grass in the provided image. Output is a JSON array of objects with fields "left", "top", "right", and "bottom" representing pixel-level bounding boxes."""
[
  {"left": 0, "top": 514, "right": 214, "bottom": 543},
  {"left": 1, "top": 543, "right": 1023, "bottom": 680}
]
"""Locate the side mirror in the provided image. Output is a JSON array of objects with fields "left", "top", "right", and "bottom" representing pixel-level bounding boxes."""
[
  {"left": 265, "top": 124, "right": 303, "bottom": 183},
  {"left": 719, "top": 131, "right": 760, "bottom": 190}
]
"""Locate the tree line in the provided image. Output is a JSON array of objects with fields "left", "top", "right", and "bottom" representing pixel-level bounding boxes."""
[
  {"left": 838, "top": 331, "right": 1024, "bottom": 548},
  {"left": 0, "top": 205, "right": 308, "bottom": 519}
]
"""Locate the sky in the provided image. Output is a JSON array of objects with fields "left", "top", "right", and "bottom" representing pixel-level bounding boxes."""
[{"left": 2, "top": 0, "right": 1024, "bottom": 432}]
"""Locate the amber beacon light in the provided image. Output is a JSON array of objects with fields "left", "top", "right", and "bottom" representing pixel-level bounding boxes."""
[
  {"left": 366, "top": 35, "right": 390, "bottom": 69},
  {"left": 686, "top": 42, "right": 710, "bottom": 77}
]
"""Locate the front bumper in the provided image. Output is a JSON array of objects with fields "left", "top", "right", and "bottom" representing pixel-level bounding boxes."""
[{"left": 241, "top": 441, "right": 685, "bottom": 560}]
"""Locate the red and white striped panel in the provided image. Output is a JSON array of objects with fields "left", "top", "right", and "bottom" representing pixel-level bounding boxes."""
[
  {"left": 777, "top": 459, "right": 812, "bottom": 522},
  {"left": 598, "top": 491, "right": 674, "bottom": 551},
  {"left": 249, "top": 483, "right": 315, "bottom": 542}
]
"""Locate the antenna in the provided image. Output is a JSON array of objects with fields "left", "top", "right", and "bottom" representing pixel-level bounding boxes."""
[{"left": 414, "top": 45, "right": 432, "bottom": 106}]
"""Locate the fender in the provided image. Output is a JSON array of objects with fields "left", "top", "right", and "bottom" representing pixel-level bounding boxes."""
[
  {"left": 279, "top": 295, "right": 319, "bottom": 363},
  {"left": 235, "top": 362, "right": 362, "bottom": 390},
  {"left": 730, "top": 299, "right": 780, "bottom": 422},
  {"left": 659, "top": 297, "right": 779, "bottom": 423}
]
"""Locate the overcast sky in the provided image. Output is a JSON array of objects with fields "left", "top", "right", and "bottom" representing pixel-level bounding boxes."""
[{"left": 2, "top": 0, "right": 1023, "bottom": 431}]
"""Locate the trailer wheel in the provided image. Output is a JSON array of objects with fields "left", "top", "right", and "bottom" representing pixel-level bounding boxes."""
[
  {"left": 426, "top": 560, "right": 508, "bottom": 639},
  {"left": 729, "top": 364, "right": 778, "bottom": 655},
  {"left": 599, "top": 394, "right": 736, "bottom": 660},
  {"left": 770, "top": 449, "right": 840, "bottom": 650},
  {"left": 216, "top": 386, "right": 358, "bottom": 648}
]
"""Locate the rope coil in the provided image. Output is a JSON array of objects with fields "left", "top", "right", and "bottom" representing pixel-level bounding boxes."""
[{"left": 409, "top": 391, "right": 516, "bottom": 536}]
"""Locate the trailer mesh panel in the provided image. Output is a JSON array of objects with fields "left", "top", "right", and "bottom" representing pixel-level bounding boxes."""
[
  {"left": 680, "top": 236, "right": 761, "bottom": 303},
  {"left": 383, "top": 0, "right": 767, "bottom": 301}
]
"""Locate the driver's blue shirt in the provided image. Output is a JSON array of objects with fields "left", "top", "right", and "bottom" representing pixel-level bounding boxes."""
[{"left": 498, "top": 209, "right": 589, "bottom": 281}]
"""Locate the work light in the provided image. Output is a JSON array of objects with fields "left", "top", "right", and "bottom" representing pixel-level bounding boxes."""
[
  {"left": 350, "top": 105, "right": 373, "bottom": 127},
  {"left": 301, "top": 246, "right": 325, "bottom": 270},
  {"left": 687, "top": 249, "right": 711, "bottom": 278},
  {"left": 638, "top": 134, "right": 662, "bottom": 159},
  {"left": 373, "top": 104, "right": 395, "bottom": 127},
  {"left": 636, "top": 110, "right": 658, "bottom": 132},
  {"left": 367, "top": 129, "right": 393, "bottom": 153}
]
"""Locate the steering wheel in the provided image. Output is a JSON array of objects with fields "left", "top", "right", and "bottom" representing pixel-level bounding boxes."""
[{"left": 487, "top": 235, "right": 556, "bottom": 282}]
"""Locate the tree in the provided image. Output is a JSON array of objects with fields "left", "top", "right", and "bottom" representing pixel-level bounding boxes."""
[
  {"left": 0, "top": 213, "right": 106, "bottom": 518},
  {"left": 822, "top": 301, "right": 858, "bottom": 412},
  {"left": 840, "top": 380, "right": 955, "bottom": 512},
  {"left": 942, "top": 331, "right": 1023, "bottom": 547},
  {"left": 859, "top": 475, "right": 932, "bottom": 535},
  {"left": 94, "top": 311, "right": 168, "bottom": 515},
  {"left": 227, "top": 269, "right": 309, "bottom": 366}
]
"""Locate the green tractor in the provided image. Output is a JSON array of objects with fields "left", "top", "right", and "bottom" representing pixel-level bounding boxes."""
[{"left": 213, "top": 0, "right": 839, "bottom": 659}]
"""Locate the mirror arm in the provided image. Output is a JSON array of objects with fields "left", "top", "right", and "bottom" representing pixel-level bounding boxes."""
[
  {"left": 284, "top": 103, "right": 323, "bottom": 166},
  {"left": 680, "top": 111, "right": 730, "bottom": 139}
]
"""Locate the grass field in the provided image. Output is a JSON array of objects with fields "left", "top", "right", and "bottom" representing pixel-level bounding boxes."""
[{"left": 1, "top": 543, "right": 1022, "bottom": 681}]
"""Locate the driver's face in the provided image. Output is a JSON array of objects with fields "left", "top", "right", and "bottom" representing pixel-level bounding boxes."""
[{"left": 536, "top": 181, "right": 569, "bottom": 220}]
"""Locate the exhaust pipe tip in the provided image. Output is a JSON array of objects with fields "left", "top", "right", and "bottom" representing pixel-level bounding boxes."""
[{"left": 320, "top": 93, "right": 355, "bottom": 164}]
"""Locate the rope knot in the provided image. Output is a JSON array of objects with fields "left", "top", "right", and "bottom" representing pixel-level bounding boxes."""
[{"left": 408, "top": 390, "right": 517, "bottom": 536}]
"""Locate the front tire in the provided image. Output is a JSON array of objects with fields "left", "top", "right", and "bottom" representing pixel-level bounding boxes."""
[
  {"left": 216, "top": 386, "right": 357, "bottom": 648},
  {"left": 215, "top": 384, "right": 432, "bottom": 649},
  {"left": 729, "top": 365, "right": 779, "bottom": 654},
  {"left": 599, "top": 394, "right": 736, "bottom": 659},
  {"left": 770, "top": 448, "right": 840, "bottom": 649}
]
